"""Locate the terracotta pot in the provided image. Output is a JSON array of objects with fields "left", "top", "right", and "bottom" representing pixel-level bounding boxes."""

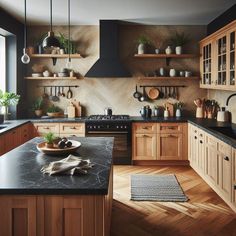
[
  {"left": 35, "top": 109, "right": 43, "bottom": 117},
  {"left": 45, "top": 143, "right": 53, "bottom": 148}
]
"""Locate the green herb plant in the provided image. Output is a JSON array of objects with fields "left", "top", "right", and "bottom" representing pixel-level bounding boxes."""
[
  {"left": 32, "top": 97, "right": 43, "bottom": 111},
  {"left": 136, "top": 35, "right": 152, "bottom": 45},
  {"left": 0, "top": 90, "right": 20, "bottom": 107},
  {"left": 170, "top": 32, "right": 190, "bottom": 47},
  {"left": 57, "top": 33, "right": 77, "bottom": 54},
  {"left": 47, "top": 105, "right": 61, "bottom": 113},
  {"left": 44, "top": 132, "right": 55, "bottom": 144}
]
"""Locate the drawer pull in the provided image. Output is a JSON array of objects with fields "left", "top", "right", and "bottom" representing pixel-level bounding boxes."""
[
  {"left": 142, "top": 134, "right": 151, "bottom": 138},
  {"left": 43, "top": 127, "right": 50, "bottom": 129},
  {"left": 166, "top": 127, "right": 175, "bottom": 130},
  {"left": 224, "top": 156, "right": 229, "bottom": 161},
  {"left": 142, "top": 127, "right": 149, "bottom": 129},
  {"left": 167, "top": 134, "right": 176, "bottom": 138},
  {"left": 70, "top": 127, "right": 76, "bottom": 129}
]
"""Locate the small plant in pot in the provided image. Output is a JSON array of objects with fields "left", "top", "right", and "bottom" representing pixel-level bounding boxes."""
[
  {"left": 47, "top": 105, "right": 61, "bottom": 117},
  {"left": 32, "top": 97, "right": 44, "bottom": 117},
  {"left": 44, "top": 132, "right": 56, "bottom": 148},
  {"left": 174, "top": 101, "right": 184, "bottom": 117},
  {"left": 170, "top": 32, "right": 190, "bottom": 55},
  {"left": 136, "top": 35, "right": 152, "bottom": 54}
]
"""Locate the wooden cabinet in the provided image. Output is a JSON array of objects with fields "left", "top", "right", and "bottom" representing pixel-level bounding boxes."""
[
  {"left": 33, "top": 123, "right": 85, "bottom": 137},
  {"left": 0, "top": 196, "right": 37, "bottom": 236},
  {"left": 132, "top": 122, "right": 187, "bottom": 163},
  {"left": 158, "top": 133, "right": 182, "bottom": 160},
  {"left": 0, "top": 134, "right": 5, "bottom": 155},
  {"left": 200, "top": 20, "right": 236, "bottom": 91},
  {"left": 133, "top": 133, "right": 156, "bottom": 160}
]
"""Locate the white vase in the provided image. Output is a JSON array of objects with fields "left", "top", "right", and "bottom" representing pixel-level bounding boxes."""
[
  {"left": 2, "top": 106, "right": 9, "bottom": 120},
  {"left": 164, "top": 109, "right": 169, "bottom": 118},
  {"left": 165, "top": 46, "right": 172, "bottom": 55},
  {"left": 175, "top": 46, "right": 182, "bottom": 55},
  {"left": 138, "top": 43, "right": 145, "bottom": 54},
  {"left": 176, "top": 108, "right": 181, "bottom": 117},
  {"left": 169, "top": 68, "right": 176, "bottom": 77}
]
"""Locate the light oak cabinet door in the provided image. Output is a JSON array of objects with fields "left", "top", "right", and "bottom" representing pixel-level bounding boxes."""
[
  {"left": 33, "top": 123, "right": 60, "bottom": 136},
  {"left": 43, "top": 196, "right": 95, "bottom": 236},
  {"left": 188, "top": 124, "right": 198, "bottom": 167},
  {"left": 198, "top": 130, "right": 206, "bottom": 173},
  {"left": 59, "top": 123, "right": 85, "bottom": 137},
  {"left": 133, "top": 123, "right": 157, "bottom": 134},
  {"left": 157, "top": 133, "right": 182, "bottom": 160},
  {"left": 233, "top": 149, "right": 236, "bottom": 209},
  {"left": 133, "top": 133, "right": 156, "bottom": 160},
  {"left": 0, "top": 196, "right": 37, "bottom": 236}
]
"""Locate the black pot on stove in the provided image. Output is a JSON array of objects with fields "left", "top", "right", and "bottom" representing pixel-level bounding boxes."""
[{"left": 104, "top": 107, "right": 112, "bottom": 116}]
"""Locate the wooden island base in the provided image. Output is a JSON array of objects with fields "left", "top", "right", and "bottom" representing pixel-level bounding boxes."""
[{"left": 0, "top": 171, "right": 113, "bottom": 236}]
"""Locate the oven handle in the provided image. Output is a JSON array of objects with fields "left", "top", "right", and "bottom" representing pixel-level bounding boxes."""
[{"left": 87, "top": 131, "right": 129, "bottom": 134}]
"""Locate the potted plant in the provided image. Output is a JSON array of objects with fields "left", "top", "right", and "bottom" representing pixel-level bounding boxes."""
[
  {"left": 47, "top": 105, "right": 61, "bottom": 117},
  {"left": 32, "top": 97, "right": 44, "bottom": 117},
  {"left": 44, "top": 132, "right": 56, "bottom": 148},
  {"left": 175, "top": 101, "right": 184, "bottom": 117},
  {"left": 57, "top": 33, "right": 77, "bottom": 54},
  {"left": 170, "top": 32, "right": 190, "bottom": 55},
  {"left": 136, "top": 35, "right": 152, "bottom": 54},
  {"left": 0, "top": 90, "right": 20, "bottom": 120}
]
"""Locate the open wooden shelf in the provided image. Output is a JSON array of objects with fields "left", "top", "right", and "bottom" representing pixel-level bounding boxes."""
[
  {"left": 30, "top": 54, "right": 82, "bottom": 58},
  {"left": 24, "top": 76, "right": 78, "bottom": 80},
  {"left": 134, "top": 54, "right": 198, "bottom": 58},
  {"left": 138, "top": 76, "right": 200, "bottom": 80}
]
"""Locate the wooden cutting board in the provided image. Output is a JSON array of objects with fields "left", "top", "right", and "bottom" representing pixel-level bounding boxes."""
[
  {"left": 72, "top": 100, "right": 82, "bottom": 117},
  {"left": 166, "top": 102, "right": 174, "bottom": 117}
]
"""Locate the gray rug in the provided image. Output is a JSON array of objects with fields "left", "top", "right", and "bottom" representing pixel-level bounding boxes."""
[{"left": 131, "top": 174, "right": 188, "bottom": 202}]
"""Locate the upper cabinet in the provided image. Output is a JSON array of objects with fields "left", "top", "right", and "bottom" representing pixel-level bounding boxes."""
[{"left": 200, "top": 20, "right": 236, "bottom": 91}]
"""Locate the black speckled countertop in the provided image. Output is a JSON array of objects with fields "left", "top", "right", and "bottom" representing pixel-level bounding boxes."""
[
  {"left": 0, "top": 120, "right": 30, "bottom": 135},
  {"left": 0, "top": 137, "right": 114, "bottom": 195},
  {"left": 130, "top": 116, "right": 189, "bottom": 123}
]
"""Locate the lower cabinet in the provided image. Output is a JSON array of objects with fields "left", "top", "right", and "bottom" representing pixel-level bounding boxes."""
[
  {"left": 132, "top": 133, "right": 156, "bottom": 160},
  {"left": 189, "top": 123, "right": 234, "bottom": 212},
  {"left": 132, "top": 122, "right": 188, "bottom": 163}
]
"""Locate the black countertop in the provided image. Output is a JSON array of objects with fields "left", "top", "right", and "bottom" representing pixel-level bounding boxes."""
[
  {"left": 130, "top": 116, "right": 189, "bottom": 122},
  {"left": 0, "top": 120, "right": 30, "bottom": 135},
  {"left": 0, "top": 137, "right": 114, "bottom": 195}
]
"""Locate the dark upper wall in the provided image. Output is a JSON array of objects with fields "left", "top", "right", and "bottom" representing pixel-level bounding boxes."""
[
  {"left": 0, "top": 7, "right": 25, "bottom": 119},
  {"left": 207, "top": 4, "right": 236, "bottom": 35}
]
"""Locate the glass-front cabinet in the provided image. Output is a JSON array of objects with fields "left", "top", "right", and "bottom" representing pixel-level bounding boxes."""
[{"left": 200, "top": 20, "right": 236, "bottom": 91}]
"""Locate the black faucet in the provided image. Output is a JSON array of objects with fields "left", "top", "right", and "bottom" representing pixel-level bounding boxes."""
[{"left": 226, "top": 93, "right": 236, "bottom": 106}]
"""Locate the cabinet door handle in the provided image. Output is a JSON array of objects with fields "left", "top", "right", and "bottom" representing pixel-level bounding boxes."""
[
  {"left": 200, "top": 140, "right": 203, "bottom": 144},
  {"left": 142, "top": 127, "right": 149, "bottom": 129},
  {"left": 142, "top": 134, "right": 151, "bottom": 138},
  {"left": 70, "top": 127, "right": 76, "bottom": 129},
  {"left": 224, "top": 156, "right": 229, "bottom": 161},
  {"left": 194, "top": 136, "right": 197, "bottom": 139},
  {"left": 234, "top": 185, "right": 236, "bottom": 190},
  {"left": 43, "top": 127, "right": 49, "bottom": 129}
]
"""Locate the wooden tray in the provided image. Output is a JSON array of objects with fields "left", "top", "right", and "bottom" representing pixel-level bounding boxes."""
[{"left": 37, "top": 140, "right": 81, "bottom": 155}]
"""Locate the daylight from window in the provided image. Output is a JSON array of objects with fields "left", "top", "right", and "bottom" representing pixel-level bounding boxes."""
[{"left": 0, "top": 35, "right": 6, "bottom": 92}]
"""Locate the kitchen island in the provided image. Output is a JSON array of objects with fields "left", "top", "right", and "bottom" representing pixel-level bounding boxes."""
[{"left": 0, "top": 137, "right": 114, "bottom": 236}]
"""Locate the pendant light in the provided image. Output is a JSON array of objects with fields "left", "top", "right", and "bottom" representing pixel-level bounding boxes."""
[
  {"left": 21, "top": 0, "right": 30, "bottom": 64},
  {"left": 66, "top": 0, "right": 72, "bottom": 69},
  {"left": 42, "top": 0, "right": 60, "bottom": 49}
]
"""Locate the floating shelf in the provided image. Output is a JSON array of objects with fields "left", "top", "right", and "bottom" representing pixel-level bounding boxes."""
[
  {"left": 30, "top": 54, "right": 82, "bottom": 58},
  {"left": 134, "top": 54, "right": 198, "bottom": 66},
  {"left": 134, "top": 54, "right": 198, "bottom": 58},
  {"left": 24, "top": 77, "right": 78, "bottom": 80},
  {"left": 138, "top": 76, "right": 200, "bottom": 80}
]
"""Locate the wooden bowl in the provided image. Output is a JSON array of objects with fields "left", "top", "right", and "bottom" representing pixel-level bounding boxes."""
[
  {"left": 147, "top": 88, "right": 160, "bottom": 100},
  {"left": 37, "top": 140, "right": 81, "bottom": 156},
  {"left": 47, "top": 112, "right": 61, "bottom": 118}
]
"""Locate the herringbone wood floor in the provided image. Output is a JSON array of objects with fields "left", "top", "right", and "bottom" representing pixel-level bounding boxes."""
[{"left": 111, "top": 165, "right": 236, "bottom": 236}]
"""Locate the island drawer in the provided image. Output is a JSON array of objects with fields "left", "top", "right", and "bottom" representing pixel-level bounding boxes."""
[
  {"left": 60, "top": 123, "right": 85, "bottom": 135},
  {"left": 133, "top": 123, "right": 157, "bottom": 134},
  {"left": 34, "top": 123, "right": 60, "bottom": 135}
]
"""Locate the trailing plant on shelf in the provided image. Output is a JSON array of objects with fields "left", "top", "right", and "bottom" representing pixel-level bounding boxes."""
[
  {"left": 32, "top": 97, "right": 44, "bottom": 117},
  {"left": 136, "top": 35, "right": 152, "bottom": 54},
  {"left": 170, "top": 32, "right": 190, "bottom": 54},
  {"left": 0, "top": 90, "right": 20, "bottom": 119},
  {"left": 57, "top": 33, "right": 77, "bottom": 54}
]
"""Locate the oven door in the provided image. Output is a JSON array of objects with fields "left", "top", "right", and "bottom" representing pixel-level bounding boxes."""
[{"left": 86, "top": 131, "right": 131, "bottom": 165}]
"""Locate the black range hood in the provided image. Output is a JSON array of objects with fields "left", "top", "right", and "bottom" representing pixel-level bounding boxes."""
[{"left": 85, "top": 20, "right": 130, "bottom": 78}]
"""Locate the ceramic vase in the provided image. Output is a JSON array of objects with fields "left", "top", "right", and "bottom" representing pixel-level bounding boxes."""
[
  {"left": 169, "top": 68, "right": 176, "bottom": 77},
  {"left": 164, "top": 109, "right": 169, "bottom": 118},
  {"left": 175, "top": 46, "right": 182, "bottom": 55},
  {"left": 138, "top": 43, "right": 145, "bottom": 54},
  {"left": 176, "top": 108, "right": 181, "bottom": 117},
  {"left": 165, "top": 46, "right": 172, "bottom": 55}
]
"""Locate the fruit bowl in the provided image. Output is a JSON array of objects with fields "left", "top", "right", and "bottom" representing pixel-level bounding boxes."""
[{"left": 37, "top": 140, "right": 81, "bottom": 156}]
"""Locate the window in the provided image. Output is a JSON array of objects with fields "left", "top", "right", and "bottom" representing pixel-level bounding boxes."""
[{"left": 0, "top": 35, "right": 6, "bottom": 92}]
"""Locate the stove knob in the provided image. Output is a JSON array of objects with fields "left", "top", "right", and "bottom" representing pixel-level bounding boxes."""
[
  {"left": 120, "top": 126, "right": 123, "bottom": 129},
  {"left": 93, "top": 125, "right": 96, "bottom": 129},
  {"left": 116, "top": 125, "right": 119, "bottom": 129},
  {"left": 97, "top": 125, "right": 100, "bottom": 129},
  {"left": 124, "top": 126, "right": 127, "bottom": 129}
]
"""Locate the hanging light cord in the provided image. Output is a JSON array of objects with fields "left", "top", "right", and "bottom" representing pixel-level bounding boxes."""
[
  {"left": 68, "top": 0, "right": 71, "bottom": 61},
  {"left": 50, "top": 0, "right": 53, "bottom": 32},
  {"left": 24, "top": 0, "right": 27, "bottom": 48}
]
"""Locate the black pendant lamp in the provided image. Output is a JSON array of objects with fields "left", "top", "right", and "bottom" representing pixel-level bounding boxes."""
[
  {"left": 21, "top": 0, "right": 30, "bottom": 64},
  {"left": 66, "top": 0, "right": 72, "bottom": 68},
  {"left": 42, "top": 0, "right": 60, "bottom": 48}
]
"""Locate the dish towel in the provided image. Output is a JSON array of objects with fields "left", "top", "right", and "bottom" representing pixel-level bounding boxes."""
[{"left": 41, "top": 155, "right": 93, "bottom": 176}]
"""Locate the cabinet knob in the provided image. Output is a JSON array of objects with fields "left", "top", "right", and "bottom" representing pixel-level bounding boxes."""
[
  {"left": 224, "top": 156, "right": 229, "bottom": 161},
  {"left": 234, "top": 185, "right": 236, "bottom": 190},
  {"left": 194, "top": 136, "right": 197, "bottom": 139},
  {"left": 200, "top": 140, "right": 203, "bottom": 144}
]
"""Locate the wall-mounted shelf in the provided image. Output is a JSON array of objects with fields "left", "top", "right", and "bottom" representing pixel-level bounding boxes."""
[
  {"left": 30, "top": 54, "right": 82, "bottom": 58},
  {"left": 138, "top": 76, "right": 200, "bottom": 80},
  {"left": 30, "top": 54, "right": 82, "bottom": 65},
  {"left": 24, "top": 77, "right": 78, "bottom": 80},
  {"left": 134, "top": 53, "right": 199, "bottom": 66}
]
